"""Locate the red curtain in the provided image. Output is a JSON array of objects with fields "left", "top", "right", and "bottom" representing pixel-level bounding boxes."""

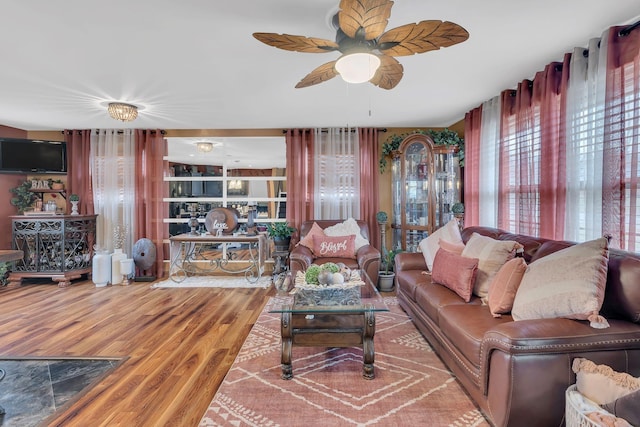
[
  {"left": 285, "top": 129, "right": 314, "bottom": 235},
  {"left": 498, "top": 58, "right": 569, "bottom": 239},
  {"left": 358, "top": 128, "right": 381, "bottom": 249},
  {"left": 463, "top": 107, "right": 482, "bottom": 227},
  {"left": 134, "top": 129, "right": 168, "bottom": 278},
  {"left": 64, "top": 129, "right": 94, "bottom": 215},
  {"left": 602, "top": 26, "right": 640, "bottom": 250}
]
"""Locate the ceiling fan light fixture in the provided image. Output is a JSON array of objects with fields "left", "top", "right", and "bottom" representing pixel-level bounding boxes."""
[
  {"left": 196, "top": 142, "right": 214, "bottom": 153},
  {"left": 107, "top": 102, "right": 138, "bottom": 122},
  {"left": 335, "top": 53, "right": 381, "bottom": 84}
]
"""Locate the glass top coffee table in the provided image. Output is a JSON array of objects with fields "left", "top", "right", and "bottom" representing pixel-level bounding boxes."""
[{"left": 269, "top": 269, "right": 389, "bottom": 380}]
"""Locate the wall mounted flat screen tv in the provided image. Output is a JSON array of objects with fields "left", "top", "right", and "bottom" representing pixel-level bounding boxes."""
[{"left": 0, "top": 138, "right": 67, "bottom": 174}]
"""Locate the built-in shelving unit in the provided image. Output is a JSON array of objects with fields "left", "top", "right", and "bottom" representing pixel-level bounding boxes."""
[{"left": 163, "top": 162, "right": 286, "bottom": 237}]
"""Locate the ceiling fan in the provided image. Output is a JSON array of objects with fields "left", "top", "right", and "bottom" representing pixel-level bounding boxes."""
[{"left": 253, "top": 0, "right": 469, "bottom": 90}]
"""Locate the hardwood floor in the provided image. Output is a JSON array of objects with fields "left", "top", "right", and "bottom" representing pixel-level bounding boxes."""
[{"left": 0, "top": 277, "right": 274, "bottom": 426}]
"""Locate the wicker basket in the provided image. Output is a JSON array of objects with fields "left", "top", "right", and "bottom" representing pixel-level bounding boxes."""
[{"left": 565, "top": 384, "right": 614, "bottom": 427}]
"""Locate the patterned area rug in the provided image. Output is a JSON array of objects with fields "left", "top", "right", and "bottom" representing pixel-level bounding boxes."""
[
  {"left": 151, "top": 275, "right": 272, "bottom": 289},
  {"left": 199, "top": 297, "right": 489, "bottom": 426}
]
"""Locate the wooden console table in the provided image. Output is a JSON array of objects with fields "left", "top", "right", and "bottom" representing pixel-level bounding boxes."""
[{"left": 169, "top": 233, "right": 268, "bottom": 283}]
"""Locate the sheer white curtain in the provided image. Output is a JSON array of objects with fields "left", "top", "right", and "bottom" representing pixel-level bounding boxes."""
[
  {"left": 565, "top": 35, "right": 608, "bottom": 242},
  {"left": 313, "top": 128, "right": 360, "bottom": 219},
  {"left": 91, "top": 129, "right": 136, "bottom": 253},
  {"left": 478, "top": 96, "right": 501, "bottom": 227}
]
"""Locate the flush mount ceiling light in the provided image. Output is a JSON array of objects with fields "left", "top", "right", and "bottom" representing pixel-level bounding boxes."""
[
  {"left": 334, "top": 52, "right": 381, "bottom": 84},
  {"left": 107, "top": 102, "right": 138, "bottom": 122},
  {"left": 196, "top": 142, "right": 214, "bottom": 153}
]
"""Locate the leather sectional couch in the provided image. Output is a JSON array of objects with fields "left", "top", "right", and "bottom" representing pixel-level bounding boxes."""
[{"left": 394, "top": 226, "right": 640, "bottom": 427}]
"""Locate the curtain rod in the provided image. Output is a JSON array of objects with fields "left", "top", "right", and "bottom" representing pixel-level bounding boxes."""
[
  {"left": 620, "top": 19, "right": 640, "bottom": 37},
  {"left": 62, "top": 129, "right": 166, "bottom": 135},
  {"left": 282, "top": 128, "right": 387, "bottom": 134}
]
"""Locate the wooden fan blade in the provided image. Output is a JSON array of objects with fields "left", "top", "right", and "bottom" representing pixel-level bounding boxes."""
[
  {"left": 338, "top": 0, "right": 393, "bottom": 41},
  {"left": 253, "top": 33, "right": 339, "bottom": 53},
  {"left": 378, "top": 20, "right": 469, "bottom": 57},
  {"left": 369, "top": 55, "right": 403, "bottom": 90},
  {"left": 295, "top": 61, "right": 339, "bottom": 88}
]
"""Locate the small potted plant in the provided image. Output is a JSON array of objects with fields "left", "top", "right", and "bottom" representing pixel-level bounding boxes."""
[
  {"left": 267, "top": 222, "right": 296, "bottom": 252},
  {"left": 48, "top": 178, "right": 64, "bottom": 190},
  {"left": 69, "top": 193, "right": 80, "bottom": 215},
  {"left": 451, "top": 202, "right": 465, "bottom": 229},
  {"left": 378, "top": 248, "right": 402, "bottom": 292},
  {"left": 10, "top": 180, "right": 38, "bottom": 214},
  {"left": 451, "top": 202, "right": 465, "bottom": 215}
]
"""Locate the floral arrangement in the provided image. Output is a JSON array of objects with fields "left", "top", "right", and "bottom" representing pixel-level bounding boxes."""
[
  {"left": 297, "top": 262, "right": 361, "bottom": 288},
  {"left": 113, "top": 224, "right": 127, "bottom": 250}
]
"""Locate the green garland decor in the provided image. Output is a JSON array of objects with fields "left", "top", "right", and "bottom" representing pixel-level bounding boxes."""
[{"left": 379, "top": 128, "right": 464, "bottom": 173}]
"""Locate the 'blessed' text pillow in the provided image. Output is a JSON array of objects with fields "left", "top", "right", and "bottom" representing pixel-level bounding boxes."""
[{"left": 312, "top": 234, "right": 357, "bottom": 259}]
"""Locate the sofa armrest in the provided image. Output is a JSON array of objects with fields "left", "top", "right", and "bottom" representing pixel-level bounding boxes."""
[
  {"left": 357, "top": 245, "right": 381, "bottom": 286},
  {"left": 289, "top": 245, "right": 313, "bottom": 278},
  {"left": 480, "top": 318, "right": 640, "bottom": 394},
  {"left": 395, "top": 252, "right": 427, "bottom": 272}
]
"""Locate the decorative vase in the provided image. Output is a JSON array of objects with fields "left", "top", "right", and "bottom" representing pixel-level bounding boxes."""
[
  {"left": 92, "top": 248, "right": 111, "bottom": 287},
  {"left": 454, "top": 213, "right": 464, "bottom": 231},
  {"left": 111, "top": 248, "right": 127, "bottom": 285},
  {"left": 119, "top": 258, "right": 135, "bottom": 285},
  {"left": 70, "top": 200, "right": 79, "bottom": 215}
]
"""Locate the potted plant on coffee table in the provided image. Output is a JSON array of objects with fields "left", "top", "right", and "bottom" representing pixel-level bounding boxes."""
[{"left": 267, "top": 222, "right": 296, "bottom": 252}]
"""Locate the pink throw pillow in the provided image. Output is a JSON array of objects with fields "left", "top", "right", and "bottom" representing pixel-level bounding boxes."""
[
  {"left": 487, "top": 257, "right": 527, "bottom": 317},
  {"left": 312, "top": 234, "right": 357, "bottom": 259},
  {"left": 438, "top": 238, "right": 465, "bottom": 255},
  {"left": 431, "top": 249, "right": 479, "bottom": 303},
  {"left": 298, "top": 222, "right": 325, "bottom": 250}
]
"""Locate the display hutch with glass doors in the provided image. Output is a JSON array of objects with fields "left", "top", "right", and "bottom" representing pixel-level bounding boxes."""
[{"left": 391, "top": 134, "right": 461, "bottom": 251}]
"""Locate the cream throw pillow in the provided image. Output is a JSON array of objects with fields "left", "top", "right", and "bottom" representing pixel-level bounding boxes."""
[
  {"left": 572, "top": 358, "right": 640, "bottom": 405},
  {"left": 461, "top": 233, "right": 519, "bottom": 298},
  {"left": 511, "top": 237, "right": 609, "bottom": 328},
  {"left": 418, "top": 218, "right": 462, "bottom": 271},
  {"left": 323, "top": 218, "right": 369, "bottom": 251}
]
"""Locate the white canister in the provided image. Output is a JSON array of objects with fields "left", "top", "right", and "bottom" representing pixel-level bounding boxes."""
[
  {"left": 92, "top": 248, "right": 111, "bottom": 287},
  {"left": 111, "top": 248, "right": 127, "bottom": 285}
]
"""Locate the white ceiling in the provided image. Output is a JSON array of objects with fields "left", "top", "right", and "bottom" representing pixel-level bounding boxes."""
[
  {"left": 1, "top": 1, "right": 639, "bottom": 132},
  {"left": 167, "top": 136, "right": 286, "bottom": 169}
]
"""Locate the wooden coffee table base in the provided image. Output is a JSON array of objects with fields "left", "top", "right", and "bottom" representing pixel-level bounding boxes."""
[{"left": 280, "top": 306, "right": 376, "bottom": 380}]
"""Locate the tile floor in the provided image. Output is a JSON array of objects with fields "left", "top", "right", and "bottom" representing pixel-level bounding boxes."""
[{"left": 0, "top": 358, "right": 120, "bottom": 426}]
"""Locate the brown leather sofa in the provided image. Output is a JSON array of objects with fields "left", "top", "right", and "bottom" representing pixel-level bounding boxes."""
[
  {"left": 395, "top": 226, "right": 640, "bottom": 427},
  {"left": 289, "top": 220, "right": 380, "bottom": 287}
]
